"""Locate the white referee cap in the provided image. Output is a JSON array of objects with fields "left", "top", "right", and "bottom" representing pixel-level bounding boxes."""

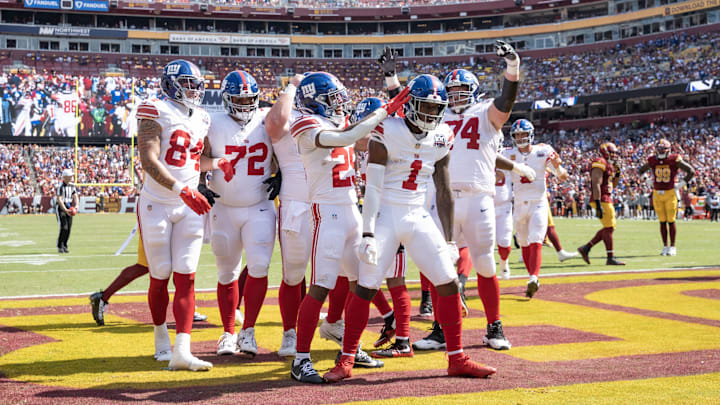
[{"left": 62, "top": 169, "right": 73, "bottom": 177}]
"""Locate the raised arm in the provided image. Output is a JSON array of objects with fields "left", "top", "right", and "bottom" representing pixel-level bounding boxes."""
[
  {"left": 266, "top": 74, "right": 303, "bottom": 143},
  {"left": 488, "top": 40, "right": 520, "bottom": 131},
  {"left": 314, "top": 87, "right": 410, "bottom": 149}
]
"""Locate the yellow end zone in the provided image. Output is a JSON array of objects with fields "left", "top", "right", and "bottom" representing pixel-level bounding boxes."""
[
  {"left": 348, "top": 372, "right": 720, "bottom": 405},
  {"left": 0, "top": 269, "right": 718, "bottom": 390}
]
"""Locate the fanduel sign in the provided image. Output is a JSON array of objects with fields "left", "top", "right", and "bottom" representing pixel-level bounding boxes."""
[
  {"left": 24, "top": 0, "right": 60, "bottom": 9},
  {"left": 74, "top": 0, "right": 109, "bottom": 12}
]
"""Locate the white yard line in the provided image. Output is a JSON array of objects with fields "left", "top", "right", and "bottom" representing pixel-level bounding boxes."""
[{"left": 0, "top": 266, "right": 716, "bottom": 300}]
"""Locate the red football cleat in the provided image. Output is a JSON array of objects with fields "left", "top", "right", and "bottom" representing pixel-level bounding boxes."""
[
  {"left": 323, "top": 355, "right": 354, "bottom": 383},
  {"left": 448, "top": 353, "right": 496, "bottom": 378}
]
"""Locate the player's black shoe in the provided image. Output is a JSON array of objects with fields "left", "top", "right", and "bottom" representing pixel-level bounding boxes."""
[
  {"left": 89, "top": 291, "right": 107, "bottom": 326},
  {"left": 291, "top": 358, "right": 324, "bottom": 384},
  {"left": 577, "top": 244, "right": 591, "bottom": 264},
  {"left": 412, "top": 321, "right": 446, "bottom": 351},
  {"left": 606, "top": 256, "right": 626, "bottom": 266}
]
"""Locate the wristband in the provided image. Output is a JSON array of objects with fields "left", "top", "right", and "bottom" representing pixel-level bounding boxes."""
[
  {"left": 362, "top": 233, "right": 375, "bottom": 238},
  {"left": 385, "top": 75, "right": 400, "bottom": 89},
  {"left": 212, "top": 159, "right": 221, "bottom": 170},
  {"left": 505, "top": 58, "right": 520, "bottom": 77},
  {"left": 172, "top": 181, "right": 186, "bottom": 194},
  {"left": 281, "top": 83, "right": 297, "bottom": 96}
]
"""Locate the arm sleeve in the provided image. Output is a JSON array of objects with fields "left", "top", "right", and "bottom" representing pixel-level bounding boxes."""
[
  {"left": 362, "top": 163, "right": 386, "bottom": 235},
  {"left": 317, "top": 109, "right": 388, "bottom": 148}
]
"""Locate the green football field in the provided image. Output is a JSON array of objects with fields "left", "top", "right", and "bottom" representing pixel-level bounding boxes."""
[{"left": 0, "top": 213, "right": 718, "bottom": 298}]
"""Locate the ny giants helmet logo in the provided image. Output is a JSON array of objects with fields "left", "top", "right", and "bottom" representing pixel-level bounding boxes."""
[
  {"left": 166, "top": 64, "right": 181, "bottom": 76},
  {"left": 301, "top": 83, "right": 316, "bottom": 99}
]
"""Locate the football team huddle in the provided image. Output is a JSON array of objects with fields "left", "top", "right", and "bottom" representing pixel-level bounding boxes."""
[{"left": 87, "top": 40, "right": 695, "bottom": 384}]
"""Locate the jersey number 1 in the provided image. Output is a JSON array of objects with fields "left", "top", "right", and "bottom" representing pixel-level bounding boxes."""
[{"left": 402, "top": 159, "right": 423, "bottom": 190}]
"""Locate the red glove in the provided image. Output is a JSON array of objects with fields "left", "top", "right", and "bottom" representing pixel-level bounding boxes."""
[
  {"left": 68, "top": 207, "right": 77, "bottom": 216},
  {"left": 217, "top": 158, "right": 235, "bottom": 182},
  {"left": 383, "top": 86, "right": 411, "bottom": 116},
  {"left": 179, "top": 186, "right": 212, "bottom": 215}
]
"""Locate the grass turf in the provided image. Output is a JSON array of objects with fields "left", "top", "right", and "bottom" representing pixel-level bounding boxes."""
[{"left": 0, "top": 213, "right": 718, "bottom": 297}]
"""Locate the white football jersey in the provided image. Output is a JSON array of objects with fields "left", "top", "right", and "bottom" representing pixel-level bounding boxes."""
[
  {"left": 444, "top": 100, "right": 503, "bottom": 194},
  {"left": 54, "top": 92, "right": 79, "bottom": 130},
  {"left": 273, "top": 109, "right": 309, "bottom": 203},
  {"left": 503, "top": 143, "right": 558, "bottom": 201},
  {"left": 207, "top": 108, "right": 273, "bottom": 207},
  {"left": 494, "top": 168, "right": 513, "bottom": 204},
  {"left": 137, "top": 98, "right": 210, "bottom": 204},
  {"left": 371, "top": 117, "right": 453, "bottom": 206},
  {"left": 291, "top": 113, "right": 357, "bottom": 205}
]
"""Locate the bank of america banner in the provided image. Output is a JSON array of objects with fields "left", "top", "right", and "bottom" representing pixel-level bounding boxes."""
[
  {"left": 532, "top": 97, "right": 578, "bottom": 110},
  {"left": 169, "top": 33, "right": 290, "bottom": 47}
]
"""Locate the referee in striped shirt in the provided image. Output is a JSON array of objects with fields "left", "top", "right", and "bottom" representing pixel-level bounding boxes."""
[{"left": 56, "top": 169, "right": 78, "bottom": 253}]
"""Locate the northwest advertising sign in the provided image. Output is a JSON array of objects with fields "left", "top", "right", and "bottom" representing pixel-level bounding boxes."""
[{"left": 23, "top": 0, "right": 60, "bottom": 9}]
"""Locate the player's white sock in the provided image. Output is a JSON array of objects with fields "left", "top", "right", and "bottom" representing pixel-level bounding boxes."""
[{"left": 154, "top": 323, "right": 171, "bottom": 354}]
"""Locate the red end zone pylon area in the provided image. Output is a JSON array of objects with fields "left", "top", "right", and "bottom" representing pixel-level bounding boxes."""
[{"left": 1, "top": 269, "right": 719, "bottom": 404}]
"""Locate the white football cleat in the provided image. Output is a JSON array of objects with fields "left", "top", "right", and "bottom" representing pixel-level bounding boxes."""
[
  {"left": 154, "top": 350, "right": 172, "bottom": 362},
  {"left": 557, "top": 249, "right": 579, "bottom": 262},
  {"left": 217, "top": 332, "right": 238, "bottom": 355},
  {"left": 239, "top": 327, "right": 258, "bottom": 356},
  {"left": 668, "top": 246, "right": 677, "bottom": 256},
  {"left": 319, "top": 319, "right": 344, "bottom": 347},
  {"left": 168, "top": 333, "right": 212, "bottom": 371},
  {"left": 278, "top": 329, "right": 297, "bottom": 357},
  {"left": 661, "top": 246, "right": 669, "bottom": 256},
  {"left": 500, "top": 259, "right": 511, "bottom": 280},
  {"left": 168, "top": 351, "right": 213, "bottom": 371},
  {"left": 154, "top": 323, "right": 172, "bottom": 361},
  {"left": 235, "top": 308, "right": 244, "bottom": 325}
]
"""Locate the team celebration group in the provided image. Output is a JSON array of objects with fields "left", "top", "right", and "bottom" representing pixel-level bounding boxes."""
[{"left": 86, "top": 41, "right": 695, "bottom": 383}]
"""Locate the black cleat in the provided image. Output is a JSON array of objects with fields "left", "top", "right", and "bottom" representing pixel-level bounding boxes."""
[
  {"left": 412, "top": 321, "right": 446, "bottom": 351},
  {"left": 419, "top": 291, "right": 433, "bottom": 318},
  {"left": 577, "top": 244, "right": 591, "bottom": 264},
  {"left": 606, "top": 256, "right": 626, "bottom": 266},
  {"left": 89, "top": 291, "right": 107, "bottom": 326},
  {"left": 483, "top": 320, "right": 512, "bottom": 350},
  {"left": 291, "top": 358, "right": 325, "bottom": 384},
  {"left": 525, "top": 278, "right": 540, "bottom": 299},
  {"left": 374, "top": 313, "right": 396, "bottom": 348},
  {"left": 336, "top": 344, "right": 384, "bottom": 368}
]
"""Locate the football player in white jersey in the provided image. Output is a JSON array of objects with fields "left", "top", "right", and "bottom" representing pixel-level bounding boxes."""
[
  {"left": 353, "top": 97, "right": 412, "bottom": 358},
  {"left": 289, "top": 72, "right": 409, "bottom": 384},
  {"left": 378, "top": 44, "right": 535, "bottom": 353},
  {"left": 203, "top": 70, "right": 280, "bottom": 358},
  {"left": 324, "top": 74, "right": 497, "bottom": 383},
  {"left": 137, "top": 59, "right": 233, "bottom": 372},
  {"left": 495, "top": 167, "right": 514, "bottom": 280},
  {"left": 54, "top": 86, "right": 79, "bottom": 137},
  {"left": 503, "top": 119, "right": 569, "bottom": 298},
  {"left": 264, "top": 74, "right": 309, "bottom": 358}
]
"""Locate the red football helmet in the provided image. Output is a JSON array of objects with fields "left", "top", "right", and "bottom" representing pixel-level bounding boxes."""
[
  {"left": 599, "top": 142, "right": 619, "bottom": 164},
  {"left": 656, "top": 138, "right": 671, "bottom": 159}
]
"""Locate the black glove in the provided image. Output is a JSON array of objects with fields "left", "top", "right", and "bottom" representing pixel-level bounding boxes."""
[
  {"left": 377, "top": 45, "right": 397, "bottom": 77},
  {"left": 263, "top": 169, "right": 282, "bottom": 201},
  {"left": 595, "top": 199, "right": 603, "bottom": 219},
  {"left": 198, "top": 184, "right": 220, "bottom": 207}
]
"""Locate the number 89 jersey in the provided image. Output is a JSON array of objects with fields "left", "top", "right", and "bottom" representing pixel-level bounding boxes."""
[
  {"left": 371, "top": 117, "right": 453, "bottom": 206},
  {"left": 292, "top": 114, "right": 357, "bottom": 205},
  {"left": 207, "top": 109, "right": 272, "bottom": 207},
  {"left": 444, "top": 100, "right": 503, "bottom": 194},
  {"left": 137, "top": 98, "right": 211, "bottom": 204}
]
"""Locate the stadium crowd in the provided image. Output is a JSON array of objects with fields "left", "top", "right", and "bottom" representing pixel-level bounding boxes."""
[
  {"left": 541, "top": 115, "right": 720, "bottom": 220},
  {"left": 0, "top": 144, "right": 34, "bottom": 198},
  {"left": 29, "top": 144, "right": 135, "bottom": 198}
]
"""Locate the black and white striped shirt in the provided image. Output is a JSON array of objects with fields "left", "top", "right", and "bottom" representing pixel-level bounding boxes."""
[{"left": 57, "top": 182, "right": 76, "bottom": 207}]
